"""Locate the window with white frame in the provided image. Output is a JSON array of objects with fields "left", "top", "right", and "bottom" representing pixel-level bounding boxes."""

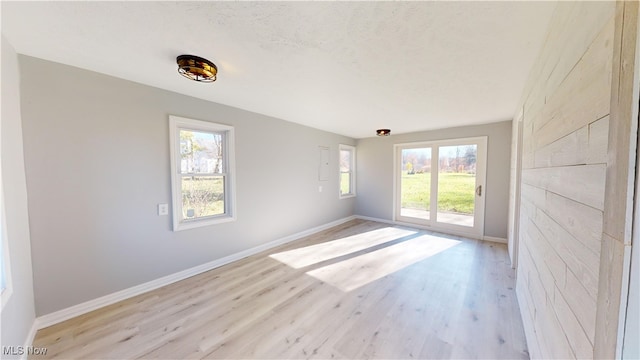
[
  {"left": 169, "top": 116, "right": 236, "bottom": 231},
  {"left": 339, "top": 144, "right": 356, "bottom": 198}
]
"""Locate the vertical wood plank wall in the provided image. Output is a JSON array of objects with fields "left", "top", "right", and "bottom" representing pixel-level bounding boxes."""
[{"left": 513, "top": 2, "right": 616, "bottom": 358}]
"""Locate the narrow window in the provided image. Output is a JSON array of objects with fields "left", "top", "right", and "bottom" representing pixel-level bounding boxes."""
[
  {"left": 169, "top": 116, "right": 236, "bottom": 231},
  {"left": 339, "top": 144, "right": 356, "bottom": 199}
]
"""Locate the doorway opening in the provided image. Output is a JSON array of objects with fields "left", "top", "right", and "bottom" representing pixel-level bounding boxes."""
[{"left": 394, "top": 136, "right": 487, "bottom": 238}]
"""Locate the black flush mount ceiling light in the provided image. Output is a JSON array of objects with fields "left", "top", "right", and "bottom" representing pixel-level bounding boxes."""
[
  {"left": 376, "top": 129, "right": 391, "bottom": 136},
  {"left": 176, "top": 55, "right": 218, "bottom": 82}
]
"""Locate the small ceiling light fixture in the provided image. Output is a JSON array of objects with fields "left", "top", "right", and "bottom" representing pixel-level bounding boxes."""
[
  {"left": 376, "top": 129, "right": 391, "bottom": 136},
  {"left": 176, "top": 55, "right": 218, "bottom": 82}
]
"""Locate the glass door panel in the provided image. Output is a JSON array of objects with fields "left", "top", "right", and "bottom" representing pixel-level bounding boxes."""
[
  {"left": 399, "top": 147, "right": 432, "bottom": 220},
  {"left": 395, "top": 137, "right": 486, "bottom": 238},
  {"left": 437, "top": 145, "right": 477, "bottom": 227}
]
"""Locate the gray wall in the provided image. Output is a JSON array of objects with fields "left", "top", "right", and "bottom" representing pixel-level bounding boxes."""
[
  {"left": 355, "top": 121, "right": 512, "bottom": 239},
  {"left": 1, "top": 37, "right": 36, "bottom": 355},
  {"left": 19, "top": 56, "right": 356, "bottom": 316}
]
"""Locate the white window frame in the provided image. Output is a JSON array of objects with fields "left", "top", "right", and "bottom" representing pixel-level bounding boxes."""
[
  {"left": 339, "top": 144, "right": 356, "bottom": 199},
  {"left": 169, "top": 115, "right": 236, "bottom": 231}
]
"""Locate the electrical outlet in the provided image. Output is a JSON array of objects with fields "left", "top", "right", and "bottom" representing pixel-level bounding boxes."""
[{"left": 158, "top": 203, "right": 169, "bottom": 216}]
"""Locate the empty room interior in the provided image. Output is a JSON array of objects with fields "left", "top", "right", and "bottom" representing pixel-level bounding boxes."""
[{"left": 1, "top": 1, "right": 639, "bottom": 359}]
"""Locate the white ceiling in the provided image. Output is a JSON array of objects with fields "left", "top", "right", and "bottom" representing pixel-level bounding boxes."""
[{"left": 2, "top": 1, "right": 556, "bottom": 139}]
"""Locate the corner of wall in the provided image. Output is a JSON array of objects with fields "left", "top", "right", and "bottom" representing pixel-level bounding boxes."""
[{"left": 1, "top": 35, "right": 37, "bottom": 355}]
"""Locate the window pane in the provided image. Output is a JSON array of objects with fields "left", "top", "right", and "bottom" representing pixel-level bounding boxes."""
[
  {"left": 179, "top": 129, "right": 223, "bottom": 174},
  {"left": 341, "top": 172, "right": 351, "bottom": 195},
  {"left": 340, "top": 150, "right": 351, "bottom": 172},
  {"left": 437, "top": 145, "right": 476, "bottom": 227},
  {"left": 400, "top": 147, "right": 431, "bottom": 220},
  {"left": 181, "top": 176, "right": 224, "bottom": 219}
]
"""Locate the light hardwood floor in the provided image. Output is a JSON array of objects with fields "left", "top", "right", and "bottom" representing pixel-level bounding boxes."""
[{"left": 31, "top": 220, "right": 528, "bottom": 359}]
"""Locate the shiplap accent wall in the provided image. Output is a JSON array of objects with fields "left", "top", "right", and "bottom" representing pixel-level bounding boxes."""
[
  {"left": 513, "top": 2, "right": 615, "bottom": 358},
  {"left": 595, "top": 3, "right": 639, "bottom": 358}
]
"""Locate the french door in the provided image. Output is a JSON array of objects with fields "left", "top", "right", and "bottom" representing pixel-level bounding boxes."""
[{"left": 394, "top": 136, "right": 487, "bottom": 238}]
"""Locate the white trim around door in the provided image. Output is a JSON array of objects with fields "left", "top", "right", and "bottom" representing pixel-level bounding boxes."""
[{"left": 393, "top": 136, "right": 487, "bottom": 239}]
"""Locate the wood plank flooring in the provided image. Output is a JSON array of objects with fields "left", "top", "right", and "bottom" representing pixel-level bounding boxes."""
[{"left": 31, "top": 220, "right": 528, "bottom": 359}]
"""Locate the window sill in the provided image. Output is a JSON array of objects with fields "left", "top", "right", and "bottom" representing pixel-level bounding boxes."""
[
  {"left": 173, "top": 215, "right": 236, "bottom": 231},
  {"left": 340, "top": 194, "right": 356, "bottom": 200}
]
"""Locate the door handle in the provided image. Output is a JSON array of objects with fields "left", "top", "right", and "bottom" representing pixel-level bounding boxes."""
[{"left": 476, "top": 185, "right": 482, "bottom": 197}]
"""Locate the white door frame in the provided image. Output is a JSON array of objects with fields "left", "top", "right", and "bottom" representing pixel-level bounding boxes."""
[
  {"left": 508, "top": 114, "right": 524, "bottom": 269},
  {"left": 393, "top": 136, "right": 487, "bottom": 240}
]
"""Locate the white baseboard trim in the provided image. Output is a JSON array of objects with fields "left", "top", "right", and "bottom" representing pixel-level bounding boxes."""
[
  {"left": 483, "top": 235, "right": 508, "bottom": 244},
  {"left": 354, "top": 215, "right": 396, "bottom": 225},
  {"left": 20, "top": 321, "right": 38, "bottom": 359},
  {"left": 355, "top": 215, "right": 508, "bottom": 244},
  {"left": 35, "top": 215, "right": 356, "bottom": 330}
]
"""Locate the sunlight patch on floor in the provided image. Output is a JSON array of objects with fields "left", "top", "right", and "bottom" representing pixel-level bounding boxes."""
[
  {"left": 269, "top": 227, "right": 418, "bottom": 268},
  {"left": 307, "top": 234, "right": 461, "bottom": 292}
]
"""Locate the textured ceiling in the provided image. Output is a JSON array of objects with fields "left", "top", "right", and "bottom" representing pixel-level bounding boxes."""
[{"left": 2, "top": 1, "right": 556, "bottom": 139}]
